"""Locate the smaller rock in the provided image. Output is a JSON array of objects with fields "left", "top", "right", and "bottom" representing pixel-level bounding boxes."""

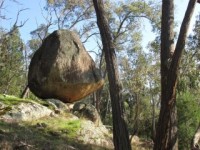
[
  {"left": 47, "top": 99, "right": 69, "bottom": 111},
  {"left": 36, "top": 122, "right": 48, "bottom": 129},
  {"left": 72, "top": 102, "right": 102, "bottom": 126},
  {"left": 0, "top": 102, "right": 6, "bottom": 109},
  {"left": 0, "top": 129, "right": 6, "bottom": 135},
  {"left": 66, "top": 145, "right": 78, "bottom": 150},
  {"left": 13, "top": 141, "right": 34, "bottom": 150},
  {"left": 47, "top": 99, "right": 69, "bottom": 114},
  {"left": 54, "top": 109, "right": 61, "bottom": 114},
  {"left": 193, "top": 127, "right": 200, "bottom": 149},
  {"left": 130, "top": 135, "right": 140, "bottom": 145}
]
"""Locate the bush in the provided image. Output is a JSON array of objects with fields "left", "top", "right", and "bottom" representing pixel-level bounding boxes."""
[{"left": 177, "top": 91, "right": 200, "bottom": 149}]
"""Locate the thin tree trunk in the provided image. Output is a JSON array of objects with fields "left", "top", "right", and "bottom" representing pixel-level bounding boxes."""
[
  {"left": 133, "top": 93, "right": 139, "bottom": 135},
  {"left": 21, "top": 45, "right": 30, "bottom": 99},
  {"left": 101, "top": 97, "right": 109, "bottom": 122},
  {"left": 20, "top": 85, "right": 29, "bottom": 99},
  {"left": 154, "top": 0, "right": 197, "bottom": 150},
  {"left": 95, "top": 88, "right": 103, "bottom": 112},
  {"left": 93, "top": 0, "right": 131, "bottom": 149},
  {"left": 150, "top": 81, "right": 156, "bottom": 141}
]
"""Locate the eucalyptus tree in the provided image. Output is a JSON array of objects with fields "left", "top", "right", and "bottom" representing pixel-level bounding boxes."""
[
  {"left": 0, "top": 0, "right": 28, "bottom": 96},
  {"left": 91, "top": 1, "right": 161, "bottom": 141},
  {"left": 92, "top": 0, "right": 163, "bottom": 149},
  {"left": 119, "top": 48, "right": 149, "bottom": 133},
  {"left": 109, "top": 0, "right": 161, "bottom": 139},
  {"left": 0, "top": 29, "right": 25, "bottom": 95},
  {"left": 92, "top": 0, "right": 161, "bottom": 117},
  {"left": 93, "top": 0, "right": 132, "bottom": 149},
  {"left": 144, "top": 34, "right": 161, "bottom": 140},
  {"left": 154, "top": 0, "right": 198, "bottom": 149}
]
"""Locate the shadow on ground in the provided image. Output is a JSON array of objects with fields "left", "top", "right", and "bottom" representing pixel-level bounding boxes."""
[{"left": 0, "top": 121, "right": 112, "bottom": 150}]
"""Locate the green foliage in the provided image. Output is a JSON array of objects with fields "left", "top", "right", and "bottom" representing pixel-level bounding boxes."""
[
  {"left": 28, "top": 39, "right": 41, "bottom": 53},
  {"left": 0, "top": 29, "right": 26, "bottom": 96},
  {"left": 177, "top": 91, "right": 200, "bottom": 149},
  {"left": 45, "top": 0, "right": 94, "bottom": 31},
  {"left": 178, "top": 13, "right": 200, "bottom": 93}
]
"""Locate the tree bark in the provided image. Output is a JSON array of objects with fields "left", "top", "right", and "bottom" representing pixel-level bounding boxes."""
[
  {"left": 154, "top": 0, "right": 197, "bottom": 150},
  {"left": 92, "top": 0, "right": 131, "bottom": 150}
]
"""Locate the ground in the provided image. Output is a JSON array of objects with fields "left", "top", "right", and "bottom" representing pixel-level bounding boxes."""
[{"left": 0, "top": 94, "right": 153, "bottom": 150}]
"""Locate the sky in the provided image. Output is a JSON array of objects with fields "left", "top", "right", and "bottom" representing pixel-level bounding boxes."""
[
  {"left": 141, "top": 0, "right": 200, "bottom": 48},
  {"left": 0, "top": 0, "right": 47, "bottom": 40},
  {"left": 1, "top": 0, "right": 200, "bottom": 55}
]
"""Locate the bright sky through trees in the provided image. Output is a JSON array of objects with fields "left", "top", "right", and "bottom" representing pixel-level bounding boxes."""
[{"left": 1, "top": 0, "right": 200, "bottom": 53}]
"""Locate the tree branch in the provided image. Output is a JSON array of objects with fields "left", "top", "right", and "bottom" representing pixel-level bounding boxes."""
[
  {"left": 170, "top": 0, "right": 197, "bottom": 77},
  {"left": 113, "top": 13, "right": 153, "bottom": 42},
  {"left": 82, "top": 32, "right": 99, "bottom": 43},
  {"left": 113, "top": 11, "right": 131, "bottom": 41},
  {"left": 87, "top": 50, "right": 98, "bottom": 56},
  {"left": 69, "top": 4, "right": 93, "bottom": 29},
  {"left": 0, "top": 0, "right": 5, "bottom": 19},
  {"left": 0, "top": 8, "right": 28, "bottom": 43}
]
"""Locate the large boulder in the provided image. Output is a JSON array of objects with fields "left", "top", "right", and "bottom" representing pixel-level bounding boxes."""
[{"left": 28, "top": 30, "right": 104, "bottom": 103}]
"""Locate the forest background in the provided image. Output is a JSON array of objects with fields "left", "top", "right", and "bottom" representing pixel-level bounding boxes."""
[{"left": 1, "top": 0, "right": 200, "bottom": 149}]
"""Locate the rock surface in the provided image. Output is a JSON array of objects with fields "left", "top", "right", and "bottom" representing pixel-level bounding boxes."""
[
  {"left": 73, "top": 102, "right": 102, "bottom": 126},
  {"left": 47, "top": 99, "right": 69, "bottom": 114},
  {"left": 0, "top": 95, "right": 113, "bottom": 150},
  {"left": 192, "top": 127, "right": 200, "bottom": 149},
  {"left": 28, "top": 29, "right": 104, "bottom": 103},
  {"left": 1, "top": 102, "right": 53, "bottom": 122},
  {"left": 78, "top": 120, "right": 113, "bottom": 149}
]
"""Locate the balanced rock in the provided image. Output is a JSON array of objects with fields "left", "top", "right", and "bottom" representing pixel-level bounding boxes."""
[{"left": 28, "top": 30, "right": 104, "bottom": 103}]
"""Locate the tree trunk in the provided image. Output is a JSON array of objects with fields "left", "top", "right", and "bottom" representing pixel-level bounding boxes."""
[
  {"left": 150, "top": 81, "right": 156, "bottom": 141},
  {"left": 20, "top": 85, "right": 29, "bottom": 99},
  {"left": 93, "top": 0, "right": 131, "bottom": 150},
  {"left": 95, "top": 88, "right": 103, "bottom": 112},
  {"left": 154, "top": 0, "right": 197, "bottom": 150},
  {"left": 133, "top": 93, "right": 139, "bottom": 135},
  {"left": 101, "top": 96, "right": 109, "bottom": 122}
]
